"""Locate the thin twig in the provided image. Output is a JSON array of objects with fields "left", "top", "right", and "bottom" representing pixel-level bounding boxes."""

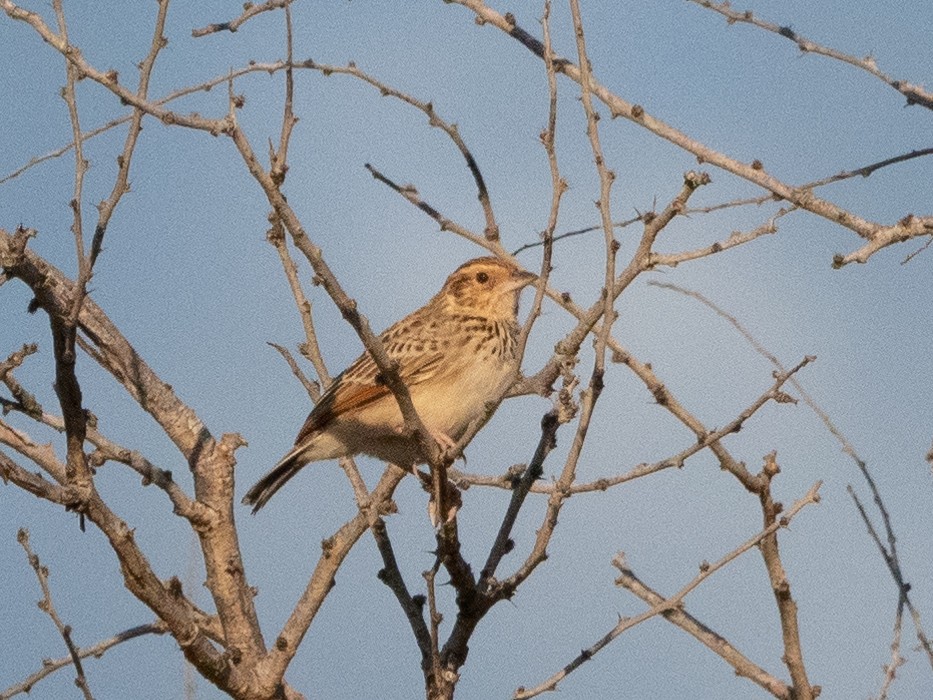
[
  {"left": 850, "top": 486, "right": 933, "bottom": 669},
  {"left": 515, "top": 481, "right": 822, "bottom": 698},
  {"left": 311, "top": 59, "right": 499, "bottom": 241},
  {"left": 688, "top": 0, "right": 933, "bottom": 111},
  {"left": 266, "top": 221, "right": 331, "bottom": 388},
  {"left": 53, "top": 0, "right": 90, "bottom": 330},
  {"left": 455, "top": 355, "right": 812, "bottom": 495},
  {"left": 901, "top": 234, "right": 933, "bottom": 265},
  {"left": 512, "top": 217, "right": 640, "bottom": 256},
  {"left": 875, "top": 600, "right": 906, "bottom": 700},
  {"left": 652, "top": 280, "right": 933, "bottom": 671},
  {"left": 17, "top": 529, "right": 95, "bottom": 700},
  {"left": 0, "top": 622, "right": 167, "bottom": 700},
  {"left": 0, "top": 343, "right": 42, "bottom": 418},
  {"left": 192, "top": 0, "right": 291, "bottom": 38},
  {"left": 365, "top": 163, "right": 494, "bottom": 252},
  {"left": 269, "top": 1, "right": 296, "bottom": 185},
  {"left": 446, "top": 0, "right": 933, "bottom": 266},
  {"left": 267, "top": 342, "right": 318, "bottom": 401},
  {"left": 423, "top": 561, "right": 444, "bottom": 694},
  {"left": 90, "top": 0, "right": 171, "bottom": 270},
  {"left": 371, "top": 518, "right": 432, "bottom": 665},
  {"left": 755, "top": 453, "right": 814, "bottom": 698},
  {"left": 649, "top": 207, "right": 794, "bottom": 268}
]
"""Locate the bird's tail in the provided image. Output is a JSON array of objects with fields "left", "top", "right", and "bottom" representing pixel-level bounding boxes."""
[{"left": 242, "top": 446, "right": 306, "bottom": 514}]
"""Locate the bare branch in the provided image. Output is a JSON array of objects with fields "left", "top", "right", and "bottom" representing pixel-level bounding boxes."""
[
  {"left": 423, "top": 560, "right": 444, "bottom": 696},
  {"left": 480, "top": 410, "right": 559, "bottom": 590},
  {"left": 649, "top": 207, "right": 794, "bottom": 268},
  {"left": 516, "top": 481, "right": 822, "bottom": 699},
  {"left": 267, "top": 342, "right": 319, "bottom": 401},
  {"left": 192, "top": 0, "right": 292, "bottom": 38},
  {"left": 257, "top": 466, "right": 407, "bottom": 692},
  {"left": 17, "top": 528, "right": 95, "bottom": 700},
  {"left": 311, "top": 60, "right": 500, "bottom": 241},
  {"left": 372, "top": 519, "right": 432, "bottom": 664},
  {"left": 616, "top": 568, "right": 793, "bottom": 698},
  {"left": 1, "top": 1, "right": 232, "bottom": 134},
  {"left": 90, "top": 0, "right": 171, "bottom": 270},
  {"left": 754, "top": 453, "right": 815, "bottom": 697},
  {"left": 0, "top": 449, "right": 68, "bottom": 503},
  {"left": 0, "top": 621, "right": 167, "bottom": 700},
  {"left": 266, "top": 222, "right": 330, "bottom": 390},
  {"left": 270, "top": 1, "right": 296, "bottom": 186},
  {"left": 1, "top": 62, "right": 298, "bottom": 185},
  {"left": 688, "top": 0, "right": 933, "bottom": 111},
  {"left": 455, "top": 354, "right": 812, "bottom": 495},
  {"left": 447, "top": 0, "right": 933, "bottom": 265}
]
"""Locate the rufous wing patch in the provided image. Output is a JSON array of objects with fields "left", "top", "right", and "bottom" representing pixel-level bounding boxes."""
[{"left": 292, "top": 353, "right": 444, "bottom": 445}]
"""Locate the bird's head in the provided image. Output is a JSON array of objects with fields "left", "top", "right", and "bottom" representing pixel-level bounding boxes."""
[{"left": 436, "top": 257, "right": 537, "bottom": 320}]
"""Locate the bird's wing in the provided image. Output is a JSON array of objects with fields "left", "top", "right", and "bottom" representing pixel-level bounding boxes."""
[{"left": 292, "top": 347, "right": 444, "bottom": 446}]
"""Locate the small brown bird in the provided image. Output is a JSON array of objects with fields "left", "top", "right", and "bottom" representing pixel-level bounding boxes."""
[{"left": 243, "top": 257, "right": 537, "bottom": 513}]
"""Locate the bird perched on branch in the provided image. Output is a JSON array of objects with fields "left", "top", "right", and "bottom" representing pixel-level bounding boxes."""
[{"left": 243, "top": 256, "right": 537, "bottom": 513}]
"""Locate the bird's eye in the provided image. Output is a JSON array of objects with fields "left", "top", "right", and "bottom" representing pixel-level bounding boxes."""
[{"left": 476, "top": 272, "right": 489, "bottom": 284}]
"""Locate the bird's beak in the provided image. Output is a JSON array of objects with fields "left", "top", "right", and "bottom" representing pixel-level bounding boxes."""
[{"left": 508, "top": 268, "right": 538, "bottom": 292}]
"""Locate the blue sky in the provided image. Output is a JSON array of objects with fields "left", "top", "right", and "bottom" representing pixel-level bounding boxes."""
[{"left": 2, "top": 1, "right": 932, "bottom": 698}]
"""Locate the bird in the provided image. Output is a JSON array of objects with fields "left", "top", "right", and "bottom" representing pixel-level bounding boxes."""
[{"left": 243, "top": 256, "right": 537, "bottom": 513}]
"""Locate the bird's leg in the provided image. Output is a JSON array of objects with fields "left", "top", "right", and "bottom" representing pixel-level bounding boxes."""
[
  {"left": 391, "top": 423, "right": 459, "bottom": 460},
  {"left": 428, "top": 427, "right": 457, "bottom": 453}
]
